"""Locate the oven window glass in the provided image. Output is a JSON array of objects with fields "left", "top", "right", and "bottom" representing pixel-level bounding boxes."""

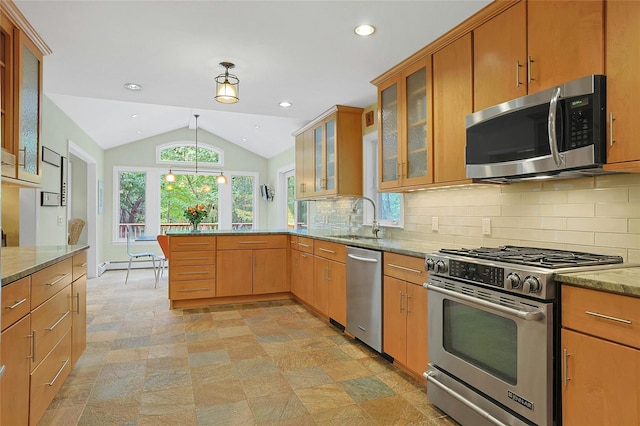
[{"left": 443, "top": 300, "right": 517, "bottom": 385}]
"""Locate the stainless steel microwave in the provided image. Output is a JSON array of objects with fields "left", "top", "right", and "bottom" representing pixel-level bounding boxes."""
[{"left": 465, "top": 75, "right": 607, "bottom": 183}]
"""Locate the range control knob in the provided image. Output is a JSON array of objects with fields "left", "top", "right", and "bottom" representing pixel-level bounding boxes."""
[
  {"left": 425, "top": 258, "right": 435, "bottom": 271},
  {"left": 435, "top": 260, "right": 448, "bottom": 274},
  {"left": 523, "top": 276, "right": 542, "bottom": 294},
  {"left": 506, "top": 273, "right": 521, "bottom": 289}
]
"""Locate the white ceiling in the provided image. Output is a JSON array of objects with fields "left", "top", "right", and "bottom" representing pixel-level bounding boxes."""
[{"left": 15, "top": 0, "right": 490, "bottom": 159}]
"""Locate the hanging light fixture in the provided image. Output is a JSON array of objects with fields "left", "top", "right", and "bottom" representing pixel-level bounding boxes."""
[
  {"left": 164, "top": 114, "right": 227, "bottom": 184},
  {"left": 214, "top": 62, "right": 239, "bottom": 104}
]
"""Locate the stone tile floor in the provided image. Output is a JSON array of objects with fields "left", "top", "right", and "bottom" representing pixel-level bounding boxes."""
[{"left": 39, "top": 269, "right": 457, "bottom": 425}]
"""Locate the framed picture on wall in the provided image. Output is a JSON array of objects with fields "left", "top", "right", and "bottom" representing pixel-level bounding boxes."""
[
  {"left": 98, "top": 180, "right": 104, "bottom": 214},
  {"left": 60, "top": 156, "right": 68, "bottom": 206}
]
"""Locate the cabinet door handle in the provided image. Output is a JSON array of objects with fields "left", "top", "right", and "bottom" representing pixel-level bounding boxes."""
[
  {"left": 527, "top": 56, "right": 534, "bottom": 84},
  {"left": 563, "top": 348, "right": 571, "bottom": 387},
  {"left": 585, "top": 310, "right": 631, "bottom": 324},
  {"left": 399, "top": 291, "right": 404, "bottom": 312},
  {"left": 516, "top": 60, "right": 522, "bottom": 87},
  {"left": 31, "top": 330, "right": 37, "bottom": 362},
  {"left": 319, "top": 248, "right": 336, "bottom": 254},
  {"left": 46, "top": 311, "right": 70, "bottom": 331},
  {"left": 75, "top": 292, "right": 81, "bottom": 314},
  {"left": 396, "top": 163, "right": 401, "bottom": 179},
  {"left": 0, "top": 364, "right": 5, "bottom": 379},
  {"left": 388, "top": 263, "right": 423, "bottom": 275},
  {"left": 47, "top": 358, "right": 70, "bottom": 386},
  {"left": 46, "top": 273, "right": 71, "bottom": 286},
  {"left": 610, "top": 112, "right": 616, "bottom": 147},
  {"left": 6, "top": 298, "right": 28, "bottom": 310},
  {"left": 406, "top": 293, "right": 411, "bottom": 314}
]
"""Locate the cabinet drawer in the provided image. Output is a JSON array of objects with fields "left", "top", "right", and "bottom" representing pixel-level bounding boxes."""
[
  {"left": 31, "top": 258, "right": 73, "bottom": 309},
  {"left": 170, "top": 279, "right": 216, "bottom": 300},
  {"left": 170, "top": 236, "right": 216, "bottom": 252},
  {"left": 290, "top": 235, "right": 298, "bottom": 249},
  {"left": 384, "top": 253, "right": 427, "bottom": 285},
  {"left": 562, "top": 285, "right": 640, "bottom": 350},
  {"left": 297, "top": 237, "right": 314, "bottom": 254},
  {"left": 169, "top": 265, "right": 216, "bottom": 281},
  {"left": 31, "top": 285, "right": 72, "bottom": 369},
  {"left": 217, "top": 235, "right": 288, "bottom": 250},
  {"left": 314, "top": 240, "right": 346, "bottom": 263},
  {"left": 30, "top": 330, "right": 72, "bottom": 426},
  {"left": 170, "top": 250, "right": 216, "bottom": 268},
  {"left": 72, "top": 251, "right": 87, "bottom": 281},
  {"left": 2, "top": 276, "right": 31, "bottom": 331}
]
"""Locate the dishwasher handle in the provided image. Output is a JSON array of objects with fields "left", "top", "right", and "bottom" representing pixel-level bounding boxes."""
[{"left": 347, "top": 254, "right": 379, "bottom": 263}]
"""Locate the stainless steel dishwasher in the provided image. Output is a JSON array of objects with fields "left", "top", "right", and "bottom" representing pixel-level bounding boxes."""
[{"left": 346, "top": 246, "right": 382, "bottom": 352}]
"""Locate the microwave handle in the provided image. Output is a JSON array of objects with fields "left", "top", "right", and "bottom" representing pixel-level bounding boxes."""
[{"left": 548, "top": 86, "right": 564, "bottom": 167}]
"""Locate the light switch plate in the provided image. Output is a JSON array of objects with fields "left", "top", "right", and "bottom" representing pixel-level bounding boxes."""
[
  {"left": 482, "top": 218, "right": 491, "bottom": 235},
  {"left": 432, "top": 217, "right": 439, "bottom": 232}
]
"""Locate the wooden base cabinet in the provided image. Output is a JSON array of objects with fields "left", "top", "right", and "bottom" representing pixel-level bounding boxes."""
[
  {"left": 382, "top": 253, "right": 428, "bottom": 377},
  {"left": 561, "top": 285, "right": 640, "bottom": 425},
  {"left": 313, "top": 240, "right": 346, "bottom": 325},
  {"left": 1, "top": 314, "right": 31, "bottom": 426},
  {"left": 71, "top": 251, "right": 87, "bottom": 366}
]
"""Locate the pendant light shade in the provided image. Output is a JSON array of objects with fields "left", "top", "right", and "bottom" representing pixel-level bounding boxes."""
[
  {"left": 214, "top": 62, "right": 239, "bottom": 104},
  {"left": 216, "top": 174, "right": 227, "bottom": 184}
]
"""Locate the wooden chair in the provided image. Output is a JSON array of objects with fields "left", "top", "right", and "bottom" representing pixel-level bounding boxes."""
[
  {"left": 125, "top": 226, "right": 161, "bottom": 287},
  {"left": 156, "top": 234, "right": 170, "bottom": 280}
]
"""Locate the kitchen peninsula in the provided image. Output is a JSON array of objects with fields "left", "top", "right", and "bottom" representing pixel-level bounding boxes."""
[{"left": 1, "top": 244, "right": 88, "bottom": 426}]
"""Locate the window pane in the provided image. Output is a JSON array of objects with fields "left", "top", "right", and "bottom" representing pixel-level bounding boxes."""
[
  {"left": 379, "top": 193, "right": 401, "bottom": 224},
  {"left": 160, "top": 145, "right": 219, "bottom": 164},
  {"left": 232, "top": 175, "right": 254, "bottom": 229},
  {"left": 297, "top": 201, "right": 308, "bottom": 229},
  {"left": 287, "top": 175, "right": 296, "bottom": 228},
  {"left": 160, "top": 173, "right": 219, "bottom": 233},
  {"left": 119, "top": 171, "right": 146, "bottom": 238}
]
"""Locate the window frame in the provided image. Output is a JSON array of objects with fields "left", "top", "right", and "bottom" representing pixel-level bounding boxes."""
[{"left": 156, "top": 141, "right": 225, "bottom": 169}]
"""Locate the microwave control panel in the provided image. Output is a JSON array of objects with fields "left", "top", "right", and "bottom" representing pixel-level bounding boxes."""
[{"left": 567, "top": 96, "right": 593, "bottom": 149}]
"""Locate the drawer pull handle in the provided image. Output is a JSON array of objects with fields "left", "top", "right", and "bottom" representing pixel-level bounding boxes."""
[
  {"left": 238, "top": 241, "right": 267, "bottom": 244},
  {"left": 177, "top": 271, "right": 210, "bottom": 276},
  {"left": 585, "top": 311, "right": 631, "bottom": 324},
  {"left": 388, "top": 263, "right": 423, "bottom": 275},
  {"left": 319, "top": 248, "right": 336, "bottom": 254},
  {"left": 6, "top": 298, "right": 28, "bottom": 310},
  {"left": 78, "top": 262, "right": 88, "bottom": 268},
  {"left": 46, "top": 273, "right": 71, "bottom": 286},
  {"left": 47, "top": 358, "right": 70, "bottom": 386},
  {"left": 179, "top": 242, "right": 211, "bottom": 246},
  {"left": 298, "top": 243, "right": 311, "bottom": 248},
  {"left": 75, "top": 293, "right": 81, "bottom": 314},
  {"left": 183, "top": 256, "right": 209, "bottom": 261},
  {"left": 46, "top": 311, "right": 70, "bottom": 331},
  {"left": 177, "top": 288, "right": 210, "bottom": 292}
]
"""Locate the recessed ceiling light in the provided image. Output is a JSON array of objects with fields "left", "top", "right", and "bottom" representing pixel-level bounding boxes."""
[
  {"left": 130, "top": 114, "right": 140, "bottom": 118},
  {"left": 254, "top": 125, "right": 260, "bottom": 129},
  {"left": 124, "top": 82, "right": 142, "bottom": 91},
  {"left": 136, "top": 130, "right": 143, "bottom": 134},
  {"left": 354, "top": 24, "right": 375, "bottom": 36},
  {"left": 279, "top": 101, "right": 292, "bottom": 107},
  {"left": 242, "top": 138, "right": 247, "bottom": 142}
]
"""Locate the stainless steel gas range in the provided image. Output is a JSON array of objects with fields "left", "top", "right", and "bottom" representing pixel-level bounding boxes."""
[{"left": 423, "top": 245, "right": 623, "bottom": 426}]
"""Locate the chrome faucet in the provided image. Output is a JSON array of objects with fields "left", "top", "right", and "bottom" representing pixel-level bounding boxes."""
[{"left": 351, "top": 196, "right": 380, "bottom": 238}]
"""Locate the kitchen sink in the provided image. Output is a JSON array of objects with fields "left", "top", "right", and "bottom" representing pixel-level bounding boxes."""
[{"left": 332, "top": 234, "right": 380, "bottom": 241}]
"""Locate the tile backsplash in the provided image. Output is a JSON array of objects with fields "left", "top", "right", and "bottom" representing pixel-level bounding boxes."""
[{"left": 309, "top": 173, "right": 640, "bottom": 263}]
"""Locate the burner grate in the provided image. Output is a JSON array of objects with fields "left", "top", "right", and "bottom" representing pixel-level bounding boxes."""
[{"left": 439, "top": 245, "right": 624, "bottom": 269}]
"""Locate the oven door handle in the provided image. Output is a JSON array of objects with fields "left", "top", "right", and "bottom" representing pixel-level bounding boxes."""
[
  {"left": 424, "top": 370, "right": 508, "bottom": 426},
  {"left": 424, "top": 283, "right": 544, "bottom": 321}
]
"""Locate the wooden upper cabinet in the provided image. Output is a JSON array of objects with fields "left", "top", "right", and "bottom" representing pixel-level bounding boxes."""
[
  {"left": 604, "top": 0, "right": 640, "bottom": 170},
  {"left": 474, "top": 0, "right": 604, "bottom": 111},
  {"left": 293, "top": 105, "right": 363, "bottom": 200},
  {"left": 378, "top": 57, "right": 433, "bottom": 191},
  {"left": 0, "top": 14, "right": 16, "bottom": 179},
  {"left": 527, "top": 0, "right": 603, "bottom": 93},
  {"left": 433, "top": 33, "right": 472, "bottom": 184},
  {"left": 473, "top": 1, "right": 527, "bottom": 111}
]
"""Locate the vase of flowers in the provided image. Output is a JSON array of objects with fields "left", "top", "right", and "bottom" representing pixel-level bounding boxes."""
[{"left": 184, "top": 204, "right": 207, "bottom": 231}]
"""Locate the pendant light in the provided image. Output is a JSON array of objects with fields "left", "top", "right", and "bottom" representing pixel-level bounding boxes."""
[
  {"left": 214, "top": 62, "right": 239, "bottom": 104},
  {"left": 164, "top": 114, "right": 227, "bottom": 184}
]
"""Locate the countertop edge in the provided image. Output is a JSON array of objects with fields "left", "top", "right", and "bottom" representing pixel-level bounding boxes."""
[
  {"left": 555, "top": 266, "right": 640, "bottom": 298},
  {"left": 2, "top": 244, "right": 89, "bottom": 286}
]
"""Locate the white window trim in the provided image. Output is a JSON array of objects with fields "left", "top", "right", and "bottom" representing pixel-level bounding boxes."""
[
  {"left": 363, "top": 131, "right": 404, "bottom": 228},
  {"left": 156, "top": 141, "right": 225, "bottom": 168},
  {"left": 277, "top": 163, "right": 295, "bottom": 229},
  {"left": 218, "top": 171, "right": 260, "bottom": 230}
]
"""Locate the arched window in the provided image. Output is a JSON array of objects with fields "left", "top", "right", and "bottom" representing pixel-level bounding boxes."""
[{"left": 156, "top": 142, "right": 224, "bottom": 168}]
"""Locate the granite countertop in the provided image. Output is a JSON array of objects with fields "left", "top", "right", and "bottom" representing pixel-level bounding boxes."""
[
  {"left": 555, "top": 266, "right": 640, "bottom": 298},
  {"left": 2, "top": 244, "right": 89, "bottom": 286}
]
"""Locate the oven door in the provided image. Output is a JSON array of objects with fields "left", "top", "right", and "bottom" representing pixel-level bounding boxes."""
[{"left": 426, "top": 276, "right": 553, "bottom": 426}]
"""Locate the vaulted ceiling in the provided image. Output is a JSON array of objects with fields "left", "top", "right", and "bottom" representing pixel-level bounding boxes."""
[{"left": 15, "top": 1, "right": 490, "bottom": 158}]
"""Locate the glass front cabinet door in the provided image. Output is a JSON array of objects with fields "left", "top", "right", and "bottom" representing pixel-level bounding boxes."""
[
  {"left": 313, "top": 117, "right": 337, "bottom": 195},
  {"left": 378, "top": 58, "right": 432, "bottom": 191},
  {"left": 16, "top": 31, "right": 43, "bottom": 184}
]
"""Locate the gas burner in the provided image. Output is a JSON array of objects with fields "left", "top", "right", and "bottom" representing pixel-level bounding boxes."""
[{"left": 439, "top": 245, "right": 624, "bottom": 269}]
